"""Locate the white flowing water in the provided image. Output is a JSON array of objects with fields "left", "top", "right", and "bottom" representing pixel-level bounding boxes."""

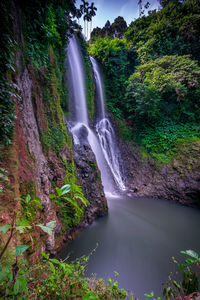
[
  {"left": 67, "top": 35, "right": 119, "bottom": 193},
  {"left": 90, "top": 56, "right": 126, "bottom": 191},
  {"left": 90, "top": 57, "right": 105, "bottom": 120},
  {"left": 67, "top": 35, "right": 88, "bottom": 124}
]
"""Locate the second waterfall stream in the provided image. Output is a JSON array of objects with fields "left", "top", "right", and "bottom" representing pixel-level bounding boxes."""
[{"left": 67, "top": 34, "right": 125, "bottom": 195}]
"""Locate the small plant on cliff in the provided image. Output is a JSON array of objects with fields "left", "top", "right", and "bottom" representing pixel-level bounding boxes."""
[
  {"left": 0, "top": 194, "right": 56, "bottom": 297},
  {"left": 50, "top": 183, "right": 89, "bottom": 228},
  {"left": 0, "top": 168, "right": 8, "bottom": 193}
]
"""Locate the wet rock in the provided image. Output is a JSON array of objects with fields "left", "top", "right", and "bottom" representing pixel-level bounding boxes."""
[
  {"left": 46, "top": 235, "right": 55, "bottom": 251},
  {"left": 55, "top": 223, "right": 62, "bottom": 235},
  {"left": 73, "top": 143, "right": 108, "bottom": 226}
]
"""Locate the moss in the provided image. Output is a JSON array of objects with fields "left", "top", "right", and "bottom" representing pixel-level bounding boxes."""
[
  {"left": 26, "top": 143, "right": 36, "bottom": 163},
  {"left": 19, "top": 181, "right": 37, "bottom": 199},
  {"left": 115, "top": 119, "right": 134, "bottom": 141},
  {"left": 0, "top": 1, "right": 17, "bottom": 147},
  {"left": 34, "top": 46, "right": 72, "bottom": 154},
  {"left": 137, "top": 137, "right": 200, "bottom": 172},
  {"left": 77, "top": 34, "right": 95, "bottom": 121}
]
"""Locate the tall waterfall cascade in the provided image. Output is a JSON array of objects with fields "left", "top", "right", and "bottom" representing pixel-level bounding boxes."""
[
  {"left": 90, "top": 57, "right": 126, "bottom": 191},
  {"left": 67, "top": 35, "right": 126, "bottom": 194}
]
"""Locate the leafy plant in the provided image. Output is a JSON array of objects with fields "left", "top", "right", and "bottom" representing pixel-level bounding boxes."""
[
  {"left": 89, "top": 37, "right": 134, "bottom": 119},
  {"left": 0, "top": 194, "right": 56, "bottom": 297},
  {"left": 0, "top": 168, "right": 8, "bottom": 193},
  {"left": 125, "top": 55, "right": 200, "bottom": 125},
  {"left": 162, "top": 250, "right": 200, "bottom": 299},
  {"left": 144, "top": 291, "right": 161, "bottom": 300},
  {"left": 50, "top": 183, "right": 89, "bottom": 228}
]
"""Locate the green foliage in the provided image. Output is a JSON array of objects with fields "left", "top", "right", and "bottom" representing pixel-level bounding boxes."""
[
  {"left": 15, "top": 245, "right": 29, "bottom": 256},
  {"left": 144, "top": 291, "right": 161, "bottom": 300},
  {"left": 91, "top": 16, "right": 127, "bottom": 40},
  {"left": 0, "top": 246, "right": 131, "bottom": 299},
  {"left": 0, "top": 194, "right": 57, "bottom": 298},
  {"left": 125, "top": 0, "right": 200, "bottom": 63},
  {"left": 78, "top": 33, "right": 95, "bottom": 120},
  {"left": 0, "top": 168, "right": 9, "bottom": 193},
  {"left": 125, "top": 79, "right": 161, "bottom": 122},
  {"left": 41, "top": 126, "right": 66, "bottom": 154},
  {"left": 0, "top": 1, "right": 17, "bottom": 147},
  {"left": 115, "top": 119, "right": 134, "bottom": 141},
  {"left": 0, "top": 194, "right": 54, "bottom": 259},
  {"left": 50, "top": 183, "right": 89, "bottom": 229},
  {"left": 124, "top": 55, "right": 200, "bottom": 162},
  {"left": 0, "top": 224, "right": 11, "bottom": 234},
  {"left": 162, "top": 250, "right": 200, "bottom": 299},
  {"left": 179, "top": 250, "right": 200, "bottom": 269},
  {"left": 89, "top": 0, "right": 200, "bottom": 163},
  {"left": 19, "top": 194, "right": 42, "bottom": 224},
  {"left": 37, "top": 45, "right": 72, "bottom": 154},
  {"left": 31, "top": 250, "right": 130, "bottom": 299},
  {"left": 90, "top": 38, "right": 134, "bottom": 118},
  {"left": 38, "top": 221, "right": 56, "bottom": 236},
  {"left": 134, "top": 120, "right": 200, "bottom": 163},
  {"left": 22, "top": 0, "right": 77, "bottom": 67},
  {"left": 126, "top": 55, "right": 200, "bottom": 124}
]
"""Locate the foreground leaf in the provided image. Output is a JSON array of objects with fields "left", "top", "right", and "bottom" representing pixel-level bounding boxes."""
[
  {"left": 38, "top": 221, "right": 56, "bottom": 236},
  {"left": 0, "top": 224, "right": 11, "bottom": 234},
  {"left": 16, "top": 245, "right": 29, "bottom": 256}
]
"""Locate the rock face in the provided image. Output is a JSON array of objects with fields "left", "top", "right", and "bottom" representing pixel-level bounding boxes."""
[
  {"left": 120, "top": 139, "right": 200, "bottom": 207},
  {"left": 73, "top": 144, "right": 108, "bottom": 225},
  {"left": 0, "top": 1, "right": 108, "bottom": 258}
]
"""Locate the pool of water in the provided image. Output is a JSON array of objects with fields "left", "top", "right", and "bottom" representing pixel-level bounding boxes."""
[{"left": 60, "top": 195, "right": 200, "bottom": 299}]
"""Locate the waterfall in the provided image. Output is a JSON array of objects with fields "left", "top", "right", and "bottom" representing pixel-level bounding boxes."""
[
  {"left": 67, "top": 35, "right": 88, "bottom": 124},
  {"left": 67, "top": 34, "right": 125, "bottom": 194},
  {"left": 90, "top": 57, "right": 126, "bottom": 191}
]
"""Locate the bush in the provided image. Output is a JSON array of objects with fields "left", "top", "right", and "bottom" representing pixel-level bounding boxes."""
[{"left": 125, "top": 55, "right": 200, "bottom": 125}]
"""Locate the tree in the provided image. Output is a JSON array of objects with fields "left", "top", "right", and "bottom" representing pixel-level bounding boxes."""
[
  {"left": 81, "top": 0, "right": 89, "bottom": 37},
  {"left": 111, "top": 16, "right": 127, "bottom": 39},
  {"left": 159, "top": 0, "right": 180, "bottom": 7},
  {"left": 89, "top": 2, "right": 97, "bottom": 37},
  {"left": 125, "top": 55, "right": 200, "bottom": 123},
  {"left": 90, "top": 27, "right": 104, "bottom": 40},
  {"left": 103, "top": 20, "right": 111, "bottom": 37}
]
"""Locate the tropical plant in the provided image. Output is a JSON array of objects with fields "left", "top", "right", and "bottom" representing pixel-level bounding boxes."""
[
  {"left": 89, "top": 2, "right": 97, "bottom": 37},
  {"left": 125, "top": 55, "right": 200, "bottom": 125},
  {"left": 162, "top": 250, "right": 200, "bottom": 299},
  {"left": 50, "top": 183, "right": 89, "bottom": 228},
  {"left": 0, "top": 194, "right": 56, "bottom": 297},
  {"left": 90, "top": 37, "right": 133, "bottom": 118},
  {"left": 144, "top": 291, "right": 161, "bottom": 300}
]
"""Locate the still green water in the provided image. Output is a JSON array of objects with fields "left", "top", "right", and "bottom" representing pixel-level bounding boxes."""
[{"left": 60, "top": 195, "right": 200, "bottom": 299}]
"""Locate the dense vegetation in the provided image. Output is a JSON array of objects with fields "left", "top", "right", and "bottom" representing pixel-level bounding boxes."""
[
  {"left": 90, "top": 0, "right": 200, "bottom": 163},
  {"left": 1, "top": 0, "right": 200, "bottom": 298}
]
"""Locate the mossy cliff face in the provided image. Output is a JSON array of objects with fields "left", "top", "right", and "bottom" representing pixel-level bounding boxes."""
[
  {"left": 0, "top": 0, "right": 107, "bottom": 259},
  {"left": 119, "top": 135, "right": 200, "bottom": 207}
]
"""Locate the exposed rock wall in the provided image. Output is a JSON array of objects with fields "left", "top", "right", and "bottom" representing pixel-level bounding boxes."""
[
  {"left": 120, "top": 138, "right": 200, "bottom": 207},
  {"left": 73, "top": 144, "right": 108, "bottom": 225},
  {"left": 0, "top": 0, "right": 107, "bottom": 258}
]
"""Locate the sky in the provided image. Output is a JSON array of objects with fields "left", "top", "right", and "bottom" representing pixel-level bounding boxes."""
[{"left": 75, "top": 0, "right": 160, "bottom": 37}]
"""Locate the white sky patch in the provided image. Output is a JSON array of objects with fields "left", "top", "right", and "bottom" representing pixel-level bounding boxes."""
[
  {"left": 74, "top": 0, "right": 159, "bottom": 39},
  {"left": 120, "top": 0, "right": 139, "bottom": 24}
]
